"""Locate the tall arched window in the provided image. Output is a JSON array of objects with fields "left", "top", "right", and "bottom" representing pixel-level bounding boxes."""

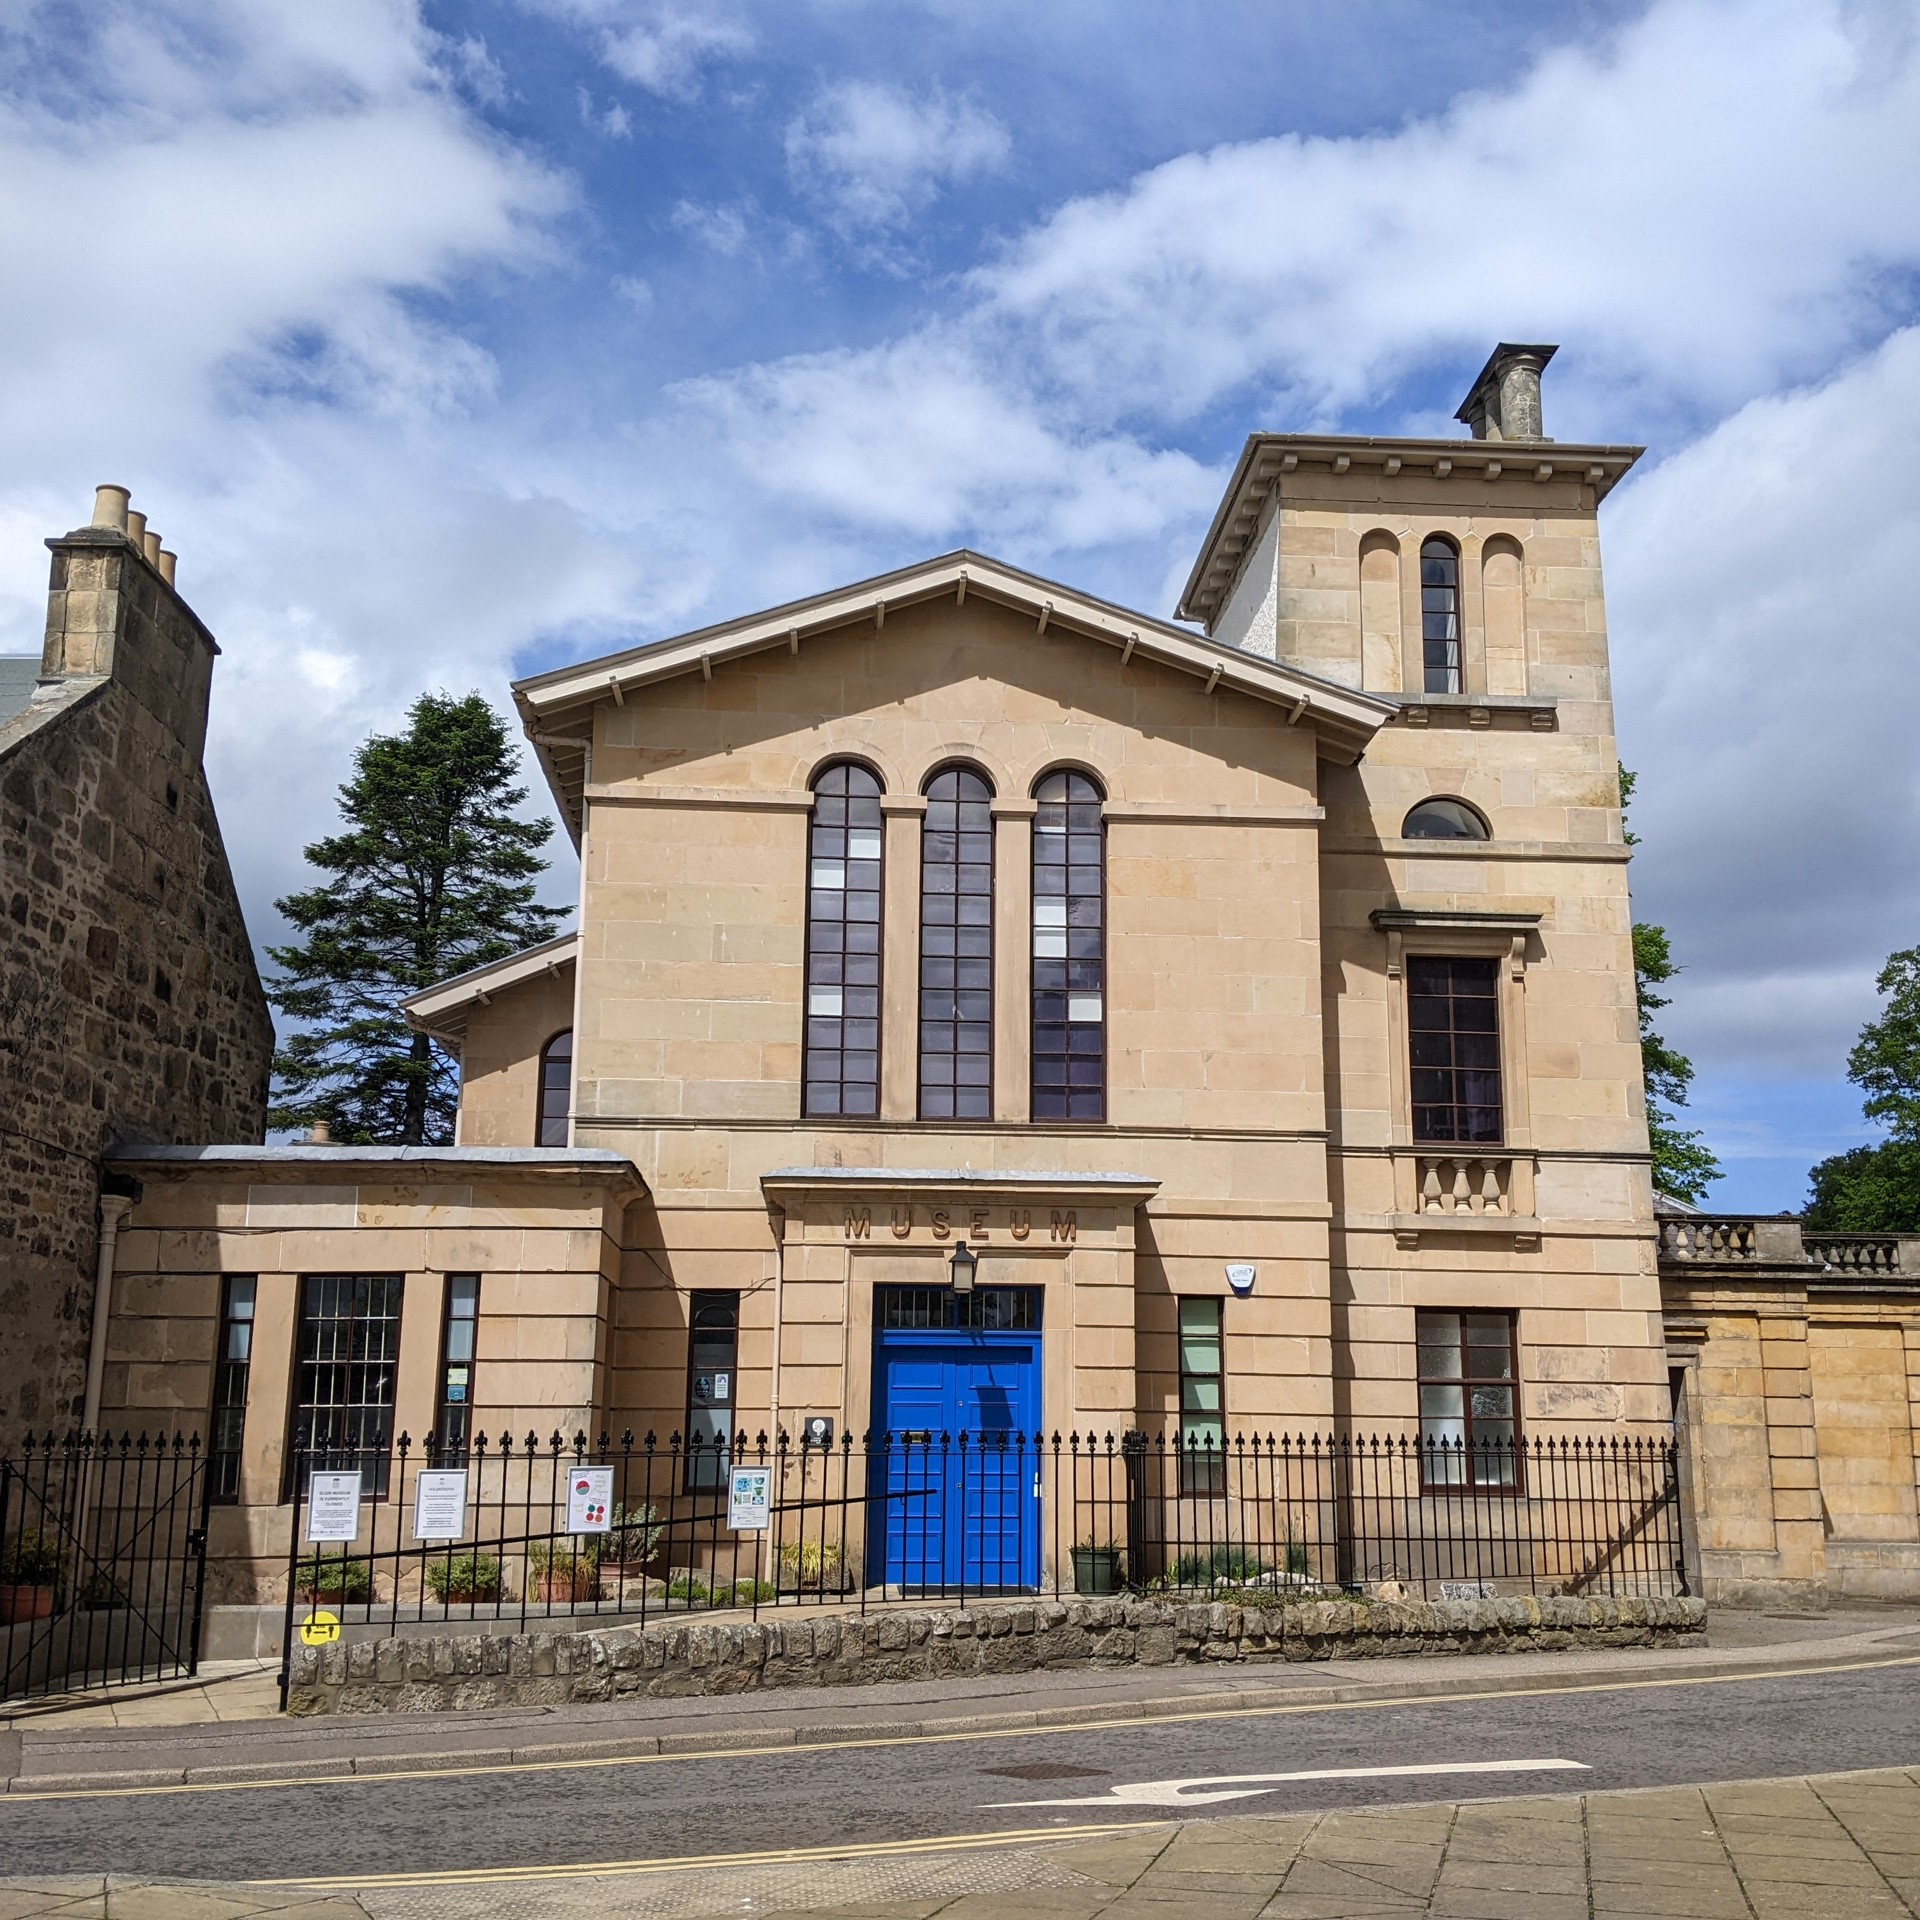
[
  {"left": 919, "top": 766, "right": 994, "bottom": 1119},
  {"left": 537, "top": 1030, "right": 572, "bottom": 1146},
  {"left": 1420, "top": 537, "right": 1461, "bottom": 694},
  {"left": 804, "top": 762, "right": 884, "bottom": 1117},
  {"left": 1031, "top": 770, "right": 1105, "bottom": 1121}
]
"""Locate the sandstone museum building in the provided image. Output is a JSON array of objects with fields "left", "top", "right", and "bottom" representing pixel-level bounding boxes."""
[{"left": 10, "top": 345, "right": 1917, "bottom": 1649}]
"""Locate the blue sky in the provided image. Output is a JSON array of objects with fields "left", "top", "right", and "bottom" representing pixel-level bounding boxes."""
[{"left": 2, "top": 0, "right": 1917, "bottom": 1207}]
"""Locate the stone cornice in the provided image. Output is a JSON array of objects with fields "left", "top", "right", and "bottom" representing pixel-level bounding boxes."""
[
  {"left": 401, "top": 933, "right": 578, "bottom": 1043},
  {"left": 512, "top": 549, "right": 1395, "bottom": 840}
]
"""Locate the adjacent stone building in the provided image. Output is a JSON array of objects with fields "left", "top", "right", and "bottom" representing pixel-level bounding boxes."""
[{"left": 0, "top": 489, "right": 273, "bottom": 1442}]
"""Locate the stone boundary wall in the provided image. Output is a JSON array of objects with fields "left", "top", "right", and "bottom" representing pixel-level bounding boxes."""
[{"left": 285, "top": 1592, "right": 1706, "bottom": 1716}]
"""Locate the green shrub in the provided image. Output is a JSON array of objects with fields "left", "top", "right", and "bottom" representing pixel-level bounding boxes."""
[
  {"left": 601, "top": 1503, "right": 663, "bottom": 1567},
  {"left": 727, "top": 1578, "right": 776, "bottom": 1604},
  {"left": 776, "top": 1538, "right": 846, "bottom": 1590},
  {"left": 78, "top": 1571, "right": 127, "bottom": 1610},
  {"left": 665, "top": 1573, "right": 710, "bottom": 1602},
  {"left": 425, "top": 1552, "right": 505, "bottom": 1603},
  {"left": 1169, "top": 1545, "right": 1267, "bottom": 1587},
  {"left": 296, "top": 1551, "right": 372, "bottom": 1601},
  {"left": 0, "top": 1528, "right": 68, "bottom": 1586}
]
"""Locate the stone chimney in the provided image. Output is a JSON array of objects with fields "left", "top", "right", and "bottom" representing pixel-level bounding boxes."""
[{"left": 1455, "top": 343, "right": 1558, "bottom": 442}]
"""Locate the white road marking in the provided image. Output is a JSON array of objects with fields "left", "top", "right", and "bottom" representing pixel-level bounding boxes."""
[{"left": 986, "top": 1757, "right": 1590, "bottom": 1808}]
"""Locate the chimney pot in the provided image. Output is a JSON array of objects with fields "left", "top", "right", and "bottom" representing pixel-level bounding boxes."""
[
  {"left": 141, "top": 530, "right": 162, "bottom": 566},
  {"left": 1455, "top": 343, "right": 1558, "bottom": 442},
  {"left": 90, "top": 485, "right": 130, "bottom": 533},
  {"left": 125, "top": 508, "right": 147, "bottom": 552},
  {"left": 157, "top": 549, "right": 177, "bottom": 588},
  {"left": 308, "top": 1121, "right": 332, "bottom": 1146}
]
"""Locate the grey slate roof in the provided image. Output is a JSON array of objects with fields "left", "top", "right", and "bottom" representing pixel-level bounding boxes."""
[{"left": 0, "top": 657, "right": 40, "bottom": 728}]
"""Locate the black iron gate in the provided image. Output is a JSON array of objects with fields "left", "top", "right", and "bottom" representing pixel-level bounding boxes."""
[{"left": 1, "top": 1432, "right": 211, "bottom": 1700}]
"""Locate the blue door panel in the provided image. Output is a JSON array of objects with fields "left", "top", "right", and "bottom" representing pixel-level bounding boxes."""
[{"left": 871, "top": 1331, "right": 1041, "bottom": 1591}]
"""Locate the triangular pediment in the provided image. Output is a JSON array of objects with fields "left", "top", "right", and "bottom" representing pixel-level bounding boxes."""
[{"left": 513, "top": 550, "right": 1393, "bottom": 833}]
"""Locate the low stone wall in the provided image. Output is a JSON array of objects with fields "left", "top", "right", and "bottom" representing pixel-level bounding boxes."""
[{"left": 285, "top": 1592, "right": 1706, "bottom": 1716}]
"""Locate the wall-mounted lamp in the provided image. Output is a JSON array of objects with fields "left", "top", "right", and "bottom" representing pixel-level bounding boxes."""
[{"left": 949, "top": 1241, "right": 977, "bottom": 1295}]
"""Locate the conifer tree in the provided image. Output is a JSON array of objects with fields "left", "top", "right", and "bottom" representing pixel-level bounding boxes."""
[
  {"left": 267, "top": 692, "right": 565, "bottom": 1144},
  {"left": 1620, "top": 768, "right": 1722, "bottom": 1203}
]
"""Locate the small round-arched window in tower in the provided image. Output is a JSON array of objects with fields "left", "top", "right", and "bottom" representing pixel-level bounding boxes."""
[{"left": 1403, "top": 798, "right": 1490, "bottom": 842}]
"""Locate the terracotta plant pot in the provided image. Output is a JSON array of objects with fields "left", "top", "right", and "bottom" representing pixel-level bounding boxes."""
[
  {"left": 536, "top": 1570, "right": 600, "bottom": 1604},
  {"left": 0, "top": 1583, "right": 57, "bottom": 1623}
]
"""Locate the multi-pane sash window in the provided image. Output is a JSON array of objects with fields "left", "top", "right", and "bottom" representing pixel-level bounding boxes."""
[
  {"left": 1178, "top": 1298, "right": 1226, "bottom": 1493},
  {"left": 685, "top": 1291, "right": 739, "bottom": 1490},
  {"left": 209, "top": 1276, "right": 256, "bottom": 1504},
  {"left": 1408, "top": 955, "right": 1502, "bottom": 1142},
  {"left": 537, "top": 1031, "right": 572, "bottom": 1146},
  {"left": 287, "top": 1274, "right": 402, "bottom": 1497},
  {"left": 1031, "top": 770, "right": 1105, "bottom": 1120},
  {"left": 1417, "top": 1309, "right": 1519, "bottom": 1487},
  {"left": 1420, "top": 537, "right": 1462, "bottom": 693},
  {"left": 804, "top": 764, "right": 884, "bottom": 1117},
  {"left": 919, "top": 766, "right": 994, "bottom": 1119},
  {"left": 434, "top": 1274, "right": 479, "bottom": 1461}
]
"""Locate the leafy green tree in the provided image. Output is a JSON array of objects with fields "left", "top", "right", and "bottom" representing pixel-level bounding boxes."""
[
  {"left": 1804, "top": 946, "right": 1920, "bottom": 1230},
  {"left": 1620, "top": 768, "right": 1722, "bottom": 1203},
  {"left": 267, "top": 692, "right": 565, "bottom": 1144}
]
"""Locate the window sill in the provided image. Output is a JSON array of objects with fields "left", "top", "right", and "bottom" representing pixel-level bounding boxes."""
[{"left": 1392, "top": 1212, "right": 1542, "bottom": 1251}]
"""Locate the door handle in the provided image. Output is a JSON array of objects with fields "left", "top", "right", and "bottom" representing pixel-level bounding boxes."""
[{"left": 1033, "top": 1473, "right": 1042, "bottom": 1498}]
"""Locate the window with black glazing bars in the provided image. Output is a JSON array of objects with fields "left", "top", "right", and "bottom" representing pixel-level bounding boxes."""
[
  {"left": 1420, "top": 537, "right": 1462, "bottom": 693},
  {"left": 434, "top": 1274, "right": 480, "bottom": 1461},
  {"left": 919, "top": 766, "right": 994, "bottom": 1118},
  {"left": 1031, "top": 770, "right": 1105, "bottom": 1120},
  {"left": 804, "top": 764, "right": 884, "bottom": 1117},
  {"left": 285, "top": 1274, "right": 403, "bottom": 1498},
  {"left": 1417, "top": 1309, "right": 1519, "bottom": 1487},
  {"left": 537, "top": 1031, "right": 572, "bottom": 1146},
  {"left": 1178, "top": 1298, "right": 1226, "bottom": 1494},
  {"left": 1408, "top": 955, "right": 1502, "bottom": 1143},
  {"left": 685, "top": 1291, "right": 739, "bottom": 1491},
  {"left": 208, "top": 1276, "right": 256, "bottom": 1504}
]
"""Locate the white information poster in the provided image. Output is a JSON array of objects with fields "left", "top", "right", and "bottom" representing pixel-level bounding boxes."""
[
  {"left": 728, "top": 1465, "right": 771, "bottom": 1532},
  {"left": 566, "top": 1466, "right": 614, "bottom": 1533},
  {"left": 413, "top": 1469, "right": 468, "bottom": 1542},
  {"left": 305, "top": 1470, "right": 363, "bottom": 1543}
]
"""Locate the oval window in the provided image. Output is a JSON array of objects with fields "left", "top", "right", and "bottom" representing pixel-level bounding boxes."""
[{"left": 1403, "top": 799, "right": 1489, "bottom": 841}]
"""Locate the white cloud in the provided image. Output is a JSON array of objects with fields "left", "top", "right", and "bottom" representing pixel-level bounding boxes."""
[
  {"left": 519, "top": 0, "right": 753, "bottom": 101},
  {"left": 786, "top": 81, "right": 1010, "bottom": 236},
  {"left": 1609, "top": 324, "right": 1920, "bottom": 1085},
  {"left": 669, "top": 199, "right": 754, "bottom": 257},
  {"left": 577, "top": 86, "right": 632, "bottom": 138}
]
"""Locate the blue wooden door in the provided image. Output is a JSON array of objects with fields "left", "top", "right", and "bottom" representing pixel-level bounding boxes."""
[{"left": 870, "top": 1329, "right": 1041, "bottom": 1592}]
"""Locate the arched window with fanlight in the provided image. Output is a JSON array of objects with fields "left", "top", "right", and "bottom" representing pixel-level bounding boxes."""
[
  {"left": 1420, "top": 537, "right": 1462, "bottom": 693},
  {"left": 919, "top": 765, "right": 994, "bottom": 1119},
  {"left": 536, "top": 1030, "right": 572, "bottom": 1146},
  {"left": 804, "top": 762, "right": 885, "bottom": 1117},
  {"left": 1031, "top": 769, "right": 1105, "bottom": 1121}
]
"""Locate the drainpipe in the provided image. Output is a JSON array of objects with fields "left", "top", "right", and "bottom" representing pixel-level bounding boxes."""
[
  {"left": 82, "top": 1194, "right": 133, "bottom": 1438},
  {"left": 768, "top": 1203, "right": 786, "bottom": 1441}
]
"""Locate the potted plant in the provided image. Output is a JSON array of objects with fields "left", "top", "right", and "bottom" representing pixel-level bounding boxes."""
[
  {"left": 599, "top": 1503, "right": 663, "bottom": 1581},
  {"left": 295, "top": 1550, "right": 373, "bottom": 1608},
  {"left": 425, "top": 1551, "right": 506, "bottom": 1605},
  {"left": 1070, "top": 1536, "right": 1122, "bottom": 1596},
  {"left": 0, "top": 1527, "right": 67, "bottom": 1622},
  {"left": 528, "top": 1543, "right": 600, "bottom": 1604}
]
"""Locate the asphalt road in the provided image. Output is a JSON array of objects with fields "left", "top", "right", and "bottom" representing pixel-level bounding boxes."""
[{"left": 6, "top": 1659, "right": 1920, "bottom": 1887}]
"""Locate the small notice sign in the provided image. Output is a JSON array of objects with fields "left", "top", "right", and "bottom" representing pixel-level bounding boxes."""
[
  {"left": 413, "top": 1469, "right": 468, "bottom": 1542},
  {"left": 299, "top": 1610, "right": 342, "bottom": 1647},
  {"left": 566, "top": 1466, "right": 614, "bottom": 1534},
  {"left": 728, "top": 1465, "right": 771, "bottom": 1532},
  {"left": 305, "top": 1471, "right": 363, "bottom": 1543}
]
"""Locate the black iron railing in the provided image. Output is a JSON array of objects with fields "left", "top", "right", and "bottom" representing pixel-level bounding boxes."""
[
  {"left": 1, "top": 1431, "right": 210, "bottom": 1701},
  {"left": 275, "top": 1425, "right": 1685, "bottom": 1696}
]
